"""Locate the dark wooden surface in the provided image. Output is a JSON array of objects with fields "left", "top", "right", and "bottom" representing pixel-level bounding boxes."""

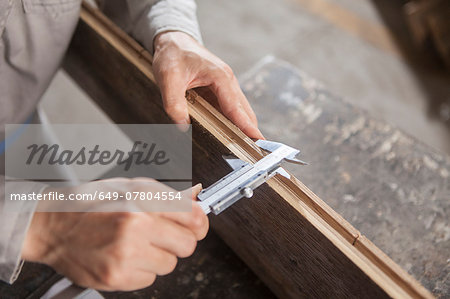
[{"left": 239, "top": 56, "right": 449, "bottom": 297}]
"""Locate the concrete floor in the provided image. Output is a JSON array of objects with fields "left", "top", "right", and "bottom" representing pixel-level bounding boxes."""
[
  {"left": 42, "top": 0, "right": 450, "bottom": 155},
  {"left": 239, "top": 57, "right": 449, "bottom": 296},
  {"left": 194, "top": 0, "right": 450, "bottom": 154}
]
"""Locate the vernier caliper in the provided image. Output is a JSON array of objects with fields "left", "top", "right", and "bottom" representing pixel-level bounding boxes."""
[{"left": 198, "top": 140, "right": 307, "bottom": 215}]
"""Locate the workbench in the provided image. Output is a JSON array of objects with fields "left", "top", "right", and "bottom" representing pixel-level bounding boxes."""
[{"left": 0, "top": 57, "right": 447, "bottom": 298}]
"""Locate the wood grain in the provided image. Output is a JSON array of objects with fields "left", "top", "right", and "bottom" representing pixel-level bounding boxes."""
[{"left": 62, "top": 2, "right": 433, "bottom": 298}]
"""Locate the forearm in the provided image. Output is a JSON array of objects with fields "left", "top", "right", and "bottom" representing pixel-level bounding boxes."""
[{"left": 99, "top": 0, "right": 202, "bottom": 53}]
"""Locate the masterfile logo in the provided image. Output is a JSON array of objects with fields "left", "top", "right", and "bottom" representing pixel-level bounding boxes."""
[
  {"left": 3, "top": 124, "right": 193, "bottom": 212},
  {"left": 5, "top": 124, "right": 191, "bottom": 181},
  {"left": 25, "top": 141, "right": 170, "bottom": 171}
]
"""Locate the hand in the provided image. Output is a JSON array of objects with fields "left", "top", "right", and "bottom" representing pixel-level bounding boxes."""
[
  {"left": 153, "top": 31, "right": 264, "bottom": 139},
  {"left": 21, "top": 179, "right": 208, "bottom": 291}
]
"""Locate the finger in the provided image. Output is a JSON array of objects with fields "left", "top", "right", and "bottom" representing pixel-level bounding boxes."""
[
  {"left": 185, "top": 183, "right": 202, "bottom": 201},
  {"left": 104, "top": 270, "right": 157, "bottom": 291},
  {"left": 217, "top": 74, "right": 258, "bottom": 125},
  {"left": 193, "top": 74, "right": 258, "bottom": 129},
  {"left": 147, "top": 215, "right": 198, "bottom": 258},
  {"left": 158, "top": 202, "right": 209, "bottom": 240},
  {"left": 223, "top": 76, "right": 258, "bottom": 125},
  {"left": 158, "top": 73, "right": 190, "bottom": 129},
  {"left": 123, "top": 271, "right": 157, "bottom": 290},
  {"left": 235, "top": 85, "right": 258, "bottom": 124},
  {"left": 211, "top": 78, "right": 264, "bottom": 139},
  {"left": 136, "top": 245, "right": 178, "bottom": 276},
  {"left": 157, "top": 183, "right": 208, "bottom": 240}
]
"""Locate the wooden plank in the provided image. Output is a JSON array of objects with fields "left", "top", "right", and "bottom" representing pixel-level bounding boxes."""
[{"left": 62, "top": 2, "right": 433, "bottom": 298}]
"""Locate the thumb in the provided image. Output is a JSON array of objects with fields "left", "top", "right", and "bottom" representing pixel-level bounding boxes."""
[
  {"left": 181, "top": 183, "right": 203, "bottom": 201},
  {"left": 190, "top": 183, "right": 203, "bottom": 200}
]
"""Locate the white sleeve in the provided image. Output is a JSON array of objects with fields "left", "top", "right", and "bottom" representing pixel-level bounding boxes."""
[
  {"left": 99, "top": 0, "right": 203, "bottom": 54},
  {"left": 0, "top": 177, "right": 45, "bottom": 283}
]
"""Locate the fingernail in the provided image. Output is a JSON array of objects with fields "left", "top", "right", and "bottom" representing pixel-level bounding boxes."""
[
  {"left": 249, "top": 124, "right": 264, "bottom": 140},
  {"left": 192, "top": 183, "right": 203, "bottom": 196},
  {"left": 260, "top": 135, "right": 266, "bottom": 140},
  {"left": 256, "top": 128, "right": 265, "bottom": 140}
]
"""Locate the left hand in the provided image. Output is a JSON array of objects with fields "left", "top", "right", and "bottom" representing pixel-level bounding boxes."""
[
  {"left": 22, "top": 179, "right": 208, "bottom": 291},
  {"left": 152, "top": 31, "right": 264, "bottom": 139}
]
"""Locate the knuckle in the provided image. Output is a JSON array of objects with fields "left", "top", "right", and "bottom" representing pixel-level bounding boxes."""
[
  {"left": 189, "top": 204, "right": 209, "bottom": 240},
  {"left": 155, "top": 59, "right": 177, "bottom": 76},
  {"left": 100, "top": 265, "right": 121, "bottom": 288},
  {"left": 223, "top": 103, "right": 242, "bottom": 118},
  {"left": 154, "top": 251, "right": 177, "bottom": 275},
  {"left": 164, "top": 102, "right": 186, "bottom": 118},
  {"left": 221, "top": 64, "right": 234, "bottom": 79},
  {"left": 163, "top": 255, "right": 178, "bottom": 275},
  {"left": 191, "top": 216, "right": 204, "bottom": 231},
  {"left": 156, "top": 64, "right": 170, "bottom": 75},
  {"left": 179, "top": 234, "right": 197, "bottom": 258},
  {"left": 116, "top": 212, "right": 135, "bottom": 226},
  {"left": 190, "top": 205, "right": 207, "bottom": 229},
  {"left": 114, "top": 213, "right": 141, "bottom": 239},
  {"left": 110, "top": 243, "right": 131, "bottom": 262},
  {"left": 116, "top": 211, "right": 135, "bottom": 221},
  {"left": 147, "top": 273, "right": 157, "bottom": 285}
]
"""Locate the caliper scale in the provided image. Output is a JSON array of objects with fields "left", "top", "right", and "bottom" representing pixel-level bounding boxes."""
[{"left": 198, "top": 140, "right": 307, "bottom": 215}]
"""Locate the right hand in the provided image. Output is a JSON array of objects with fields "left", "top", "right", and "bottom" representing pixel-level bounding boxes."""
[{"left": 21, "top": 179, "right": 208, "bottom": 291}]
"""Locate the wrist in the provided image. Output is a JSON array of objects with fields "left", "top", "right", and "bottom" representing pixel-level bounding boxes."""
[
  {"left": 153, "top": 31, "right": 197, "bottom": 53},
  {"left": 22, "top": 212, "right": 54, "bottom": 262}
]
